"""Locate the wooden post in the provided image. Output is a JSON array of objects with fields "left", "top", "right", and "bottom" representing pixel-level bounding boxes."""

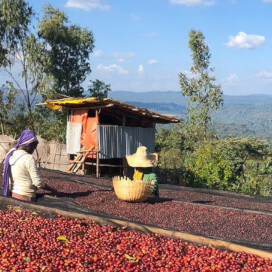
[
  {"left": 82, "top": 161, "right": 85, "bottom": 175},
  {"left": 123, "top": 159, "right": 128, "bottom": 176},
  {"left": 122, "top": 113, "right": 127, "bottom": 176},
  {"left": 96, "top": 151, "right": 99, "bottom": 178},
  {"left": 122, "top": 113, "right": 126, "bottom": 127},
  {"left": 152, "top": 122, "right": 156, "bottom": 153},
  {"left": 35, "top": 149, "right": 41, "bottom": 168},
  {"left": 96, "top": 109, "right": 100, "bottom": 178},
  {"left": 52, "top": 144, "right": 58, "bottom": 170},
  {"left": 1, "top": 122, "right": 4, "bottom": 135}
]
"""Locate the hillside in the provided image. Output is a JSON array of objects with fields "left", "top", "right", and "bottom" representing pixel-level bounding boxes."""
[{"left": 110, "top": 91, "right": 272, "bottom": 141}]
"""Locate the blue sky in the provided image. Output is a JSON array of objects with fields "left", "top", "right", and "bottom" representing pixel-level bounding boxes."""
[{"left": 4, "top": 0, "right": 272, "bottom": 95}]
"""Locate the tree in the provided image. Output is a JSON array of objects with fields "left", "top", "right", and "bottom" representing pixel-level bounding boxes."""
[
  {"left": 0, "top": 0, "right": 50, "bottom": 129},
  {"left": 33, "top": 106, "right": 66, "bottom": 142},
  {"left": 179, "top": 30, "right": 223, "bottom": 141},
  {"left": 0, "top": 86, "right": 19, "bottom": 134},
  {"left": 0, "top": 0, "right": 33, "bottom": 67},
  {"left": 88, "top": 79, "right": 111, "bottom": 100},
  {"left": 2, "top": 33, "right": 52, "bottom": 127},
  {"left": 38, "top": 5, "right": 95, "bottom": 98},
  {"left": 0, "top": 2, "right": 95, "bottom": 140}
]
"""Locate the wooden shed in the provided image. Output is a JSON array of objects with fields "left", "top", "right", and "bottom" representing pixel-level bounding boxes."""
[{"left": 41, "top": 97, "right": 180, "bottom": 177}]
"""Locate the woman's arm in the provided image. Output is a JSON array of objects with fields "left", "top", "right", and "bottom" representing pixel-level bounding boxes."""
[
  {"left": 27, "top": 156, "right": 58, "bottom": 195},
  {"left": 42, "top": 184, "right": 58, "bottom": 196}
]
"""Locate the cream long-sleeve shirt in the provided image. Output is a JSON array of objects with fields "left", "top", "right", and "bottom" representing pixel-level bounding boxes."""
[{"left": 9, "top": 150, "right": 45, "bottom": 197}]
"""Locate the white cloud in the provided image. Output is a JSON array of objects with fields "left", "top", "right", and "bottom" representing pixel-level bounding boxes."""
[
  {"left": 260, "top": 0, "right": 272, "bottom": 2},
  {"left": 116, "top": 58, "right": 125, "bottom": 63},
  {"left": 226, "top": 32, "right": 265, "bottom": 49},
  {"left": 114, "top": 52, "right": 135, "bottom": 63},
  {"left": 148, "top": 59, "right": 158, "bottom": 65},
  {"left": 169, "top": 0, "right": 216, "bottom": 6},
  {"left": 93, "top": 49, "right": 103, "bottom": 57},
  {"left": 131, "top": 13, "right": 140, "bottom": 21},
  {"left": 144, "top": 32, "right": 158, "bottom": 38},
  {"left": 256, "top": 71, "right": 272, "bottom": 79},
  {"left": 223, "top": 73, "right": 238, "bottom": 84},
  {"left": 138, "top": 65, "right": 144, "bottom": 74},
  {"left": 96, "top": 64, "right": 128, "bottom": 75},
  {"left": 65, "top": 0, "right": 110, "bottom": 11}
]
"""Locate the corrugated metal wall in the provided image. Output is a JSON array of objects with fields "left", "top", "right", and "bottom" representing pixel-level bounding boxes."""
[{"left": 98, "top": 125, "right": 155, "bottom": 159}]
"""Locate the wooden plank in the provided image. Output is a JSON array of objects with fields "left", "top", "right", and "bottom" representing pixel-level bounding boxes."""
[
  {"left": 95, "top": 109, "right": 100, "bottom": 178},
  {"left": 78, "top": 149, "right": 96, "bottom": 153},
  {"left": 65, "top": 104, "right": 114, "bottom": 110},
  {"left": 52, "top": 144, "right": 59, "bottom": 170},
  {"left": 66, "top": 152, "right": 83, "bottom": 172},
  {"left": 123, "top": 158, "right": 128, "bottom": 176},
  {"left": 84, "top": 162, "right": 124, "bottom": 167},
  {"left": 71, "top": 155, "right": 85, "bottom": 173},
  {"left": 66, "top": 153, "right": 81, "bottom": 173},
  {"left": 65, "top": 145, "right": 98, "bottom": 174},
  {"left": 40, "top": 162, "right": 69, "bottom": 166},
  {"left": 66, "top": 162, "right": 76, "bottom": 173},
  {"left": 71, "top": 146, "right": 95, "bottom": 174},
  {"left": 72, "top": 162, "right": 83, "bottom": 173},
  {"left": 72, "top": 152, "right": 89, "bottom": 173}
]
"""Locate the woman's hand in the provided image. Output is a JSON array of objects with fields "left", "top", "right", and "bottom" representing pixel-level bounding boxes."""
[
  {"left": 43, "top": 184, "right": 58, "bottom": 197},
  {"left": 50, "top": 188, "right": 58, "bottom": 197}
]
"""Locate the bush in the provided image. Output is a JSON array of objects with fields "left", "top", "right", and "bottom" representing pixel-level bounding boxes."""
[
  {"left": 185, "top": 138, "right": 271, "bottom": 193},
  {"left": 186, "top": 142, "right": 235, "bottom": 190},
  {"left": 155, "top": 126, "right": 272, "bottom": 196}
]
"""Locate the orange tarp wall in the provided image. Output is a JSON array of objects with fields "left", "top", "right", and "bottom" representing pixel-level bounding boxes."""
[{"left": 70, "top": 109, "right": 99, "bottom": 158}]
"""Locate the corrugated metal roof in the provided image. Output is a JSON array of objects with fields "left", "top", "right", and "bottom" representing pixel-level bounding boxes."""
[{"left": 38, "top": 97, "right": 181, "bottom": 124}]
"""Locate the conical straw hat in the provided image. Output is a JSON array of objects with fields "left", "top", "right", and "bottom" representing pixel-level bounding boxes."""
[{"left": 126, "top": 146, "right": 158, "bottom": 168}]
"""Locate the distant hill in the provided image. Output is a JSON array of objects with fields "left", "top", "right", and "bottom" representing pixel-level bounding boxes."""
[
  {"left": 110, "top": 91, "right": 272, "bottom": 141},
  {"left": 110, "top": 91, "right": 187, "bottom": 106}
]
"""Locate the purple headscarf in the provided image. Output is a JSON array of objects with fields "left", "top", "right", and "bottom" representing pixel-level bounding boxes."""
[{"left": 2, "top": 130, "right": 39, "bottom": 196}]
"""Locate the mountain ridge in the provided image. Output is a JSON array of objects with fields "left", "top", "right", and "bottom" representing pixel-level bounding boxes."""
[{"left": 109, "top": 91, "right": 272, "bottom": 141}]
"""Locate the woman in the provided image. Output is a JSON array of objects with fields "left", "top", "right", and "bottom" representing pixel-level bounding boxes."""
[
  {"left": 3, "top": 130, "right": 57, "bottom": 202},
  {"left": 126, "top": 146, "right": 159, "bottom": 197}
]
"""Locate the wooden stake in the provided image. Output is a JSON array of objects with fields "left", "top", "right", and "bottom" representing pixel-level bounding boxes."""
[
  {"left": 96, "top": 151, "right": 99, "bottom": 178},
  {"left": 96, "top": 109, "right": 100, "bottom": 178},
  {"left": 122, "top": 113, "right": 127, "bottom": 176}
]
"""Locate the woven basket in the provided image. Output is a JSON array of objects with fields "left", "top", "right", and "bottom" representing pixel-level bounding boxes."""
[{"left": 112, "top": 176, "right": 154, "bottom": 202}]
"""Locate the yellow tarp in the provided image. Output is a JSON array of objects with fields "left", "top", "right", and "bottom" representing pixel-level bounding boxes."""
[{"left": 44, "top": 97, "right": 99, "bottom": 110}]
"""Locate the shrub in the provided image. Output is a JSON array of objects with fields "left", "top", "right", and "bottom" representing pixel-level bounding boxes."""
[
  {"left": 157, "top": 148, "right": 186, "bottom": 185},
  {"left": 185, "top": 138, "right": 270, "bottom": 192},
  {"left": 185, "top": 142, "right": 236, "bottom": 190}
]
